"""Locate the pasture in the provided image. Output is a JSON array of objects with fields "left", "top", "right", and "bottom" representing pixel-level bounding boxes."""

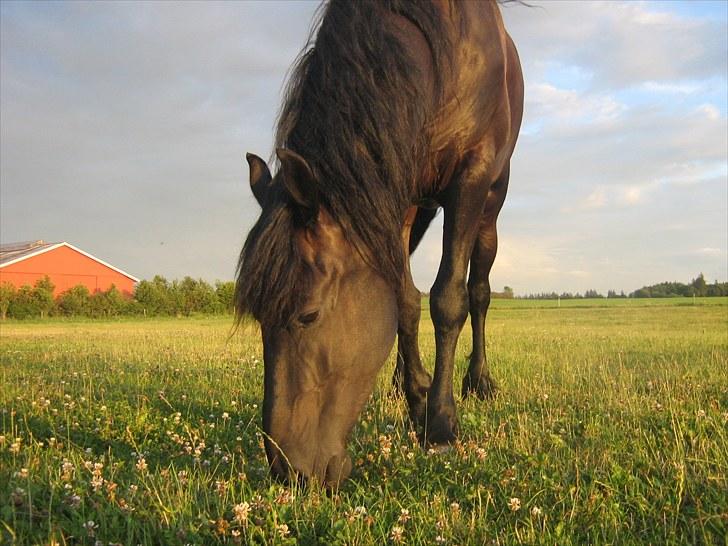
[{"left": 1, "top": 298, "right": 726, "bottom": 545}]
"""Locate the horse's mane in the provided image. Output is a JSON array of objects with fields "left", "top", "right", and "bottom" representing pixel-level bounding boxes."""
[{"left": 236, "top": 0, "right": 452, "bottom": 328}]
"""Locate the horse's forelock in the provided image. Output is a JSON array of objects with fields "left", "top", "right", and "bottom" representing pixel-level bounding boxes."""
[{"left": 235, "top": 202, "right": 311, "bottom": 329}]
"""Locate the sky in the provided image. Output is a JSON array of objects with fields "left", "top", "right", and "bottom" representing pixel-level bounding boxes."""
[{"left": 1, "top": 0, "right": 726, "bottom": 295}]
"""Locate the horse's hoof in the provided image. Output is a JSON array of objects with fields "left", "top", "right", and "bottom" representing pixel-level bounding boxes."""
[
  {"left": 462, "top": 374, "right": 498, "bottom": 400},
  {"left": 422, "top": 410, "right": 458, "bottom": 446}
]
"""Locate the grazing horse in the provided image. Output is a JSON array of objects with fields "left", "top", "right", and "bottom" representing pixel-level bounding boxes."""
[{"left": 236, "top": 0, "right": 523, "bottom": 486}]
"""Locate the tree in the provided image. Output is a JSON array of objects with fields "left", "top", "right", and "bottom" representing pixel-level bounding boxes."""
[
  {"left": 58, "top": 285, "right": 91, "bottom": 316},
  {"left": 178, "top": 277, "right": 218, "bottom": 315},
  {"left": 90, "top": 285, "right": 126, "bottom": 317},
  {"left": 584, "top": 289, "right": 603, "bottom": 299},
  {"left": 8, "top": 285, "right": 37, "bottom": 319},
  {"left": 502, "top": 286, "right": 514, "bottom": 299},
  {"left": 134, "top": 276, "right": 172, "bottom": 315},
  {"left": 32, "top": 276, "right": 56, "bottom": 318},
  {"left": 0, "top": 283, "right": 15, "bottom": 320},
  {"left": 691, "top": 273, "right": 707, "bottom": 297},
  {"left": 216, "top": 281, "right": 235, "bottom": 312}
]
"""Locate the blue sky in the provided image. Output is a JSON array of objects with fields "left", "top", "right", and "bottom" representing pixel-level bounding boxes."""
[{"left": 1, "top": 1, "right": 726, "bottom": 295}]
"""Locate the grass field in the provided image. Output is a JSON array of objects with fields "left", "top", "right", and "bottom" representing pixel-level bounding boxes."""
[{"left": 1, "top": 298, "right": 727, "bottom": 545}]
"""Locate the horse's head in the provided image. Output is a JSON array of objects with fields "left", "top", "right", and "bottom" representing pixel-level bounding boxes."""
[{"left": 237, "top": 150, "right": 398, "bottom": 487}]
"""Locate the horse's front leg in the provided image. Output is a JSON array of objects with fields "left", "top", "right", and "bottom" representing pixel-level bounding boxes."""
[{"left": 425, "top": 156, "right": 493, "bottom": 445}]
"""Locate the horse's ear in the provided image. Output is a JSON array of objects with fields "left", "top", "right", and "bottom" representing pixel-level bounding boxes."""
[
  {"left": 246, "top": 152, "right": 272, "bottom": 205},
  {"left": 276, "top": 148, "right": 318, "bottom": 219}
]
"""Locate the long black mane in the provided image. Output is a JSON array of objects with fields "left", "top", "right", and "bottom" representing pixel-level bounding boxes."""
[{"left": 236, "top": 0, "right": 451, "bottom": 328}]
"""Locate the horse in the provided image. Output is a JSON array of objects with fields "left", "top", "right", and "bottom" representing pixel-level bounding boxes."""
[{"left": 236, "top": 0, "right": 523, "bottom": 487}]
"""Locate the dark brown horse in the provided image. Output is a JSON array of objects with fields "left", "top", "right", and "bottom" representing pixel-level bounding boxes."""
[{"left": 236, "top": 0, "right": 523, "bottom": 486}]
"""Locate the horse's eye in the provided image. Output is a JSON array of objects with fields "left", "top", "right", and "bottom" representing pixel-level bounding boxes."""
[{"left": 298, "top": 310, "right": 320, "bottom": 326}]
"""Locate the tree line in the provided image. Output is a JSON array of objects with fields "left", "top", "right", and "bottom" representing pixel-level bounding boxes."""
[
  {"left": 1, "top": 273, "right": 726, "bottom": 320},
  {"left": 0, "top": 276, "right": 235, "bottom": 320},
  {"left": 518, "top": 274, "right": 727, "bottom": 300}
]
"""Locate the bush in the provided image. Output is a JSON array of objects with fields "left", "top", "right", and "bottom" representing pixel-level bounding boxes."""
[{"left": 58, "top": 285, "right": 91, "bottom": 316}]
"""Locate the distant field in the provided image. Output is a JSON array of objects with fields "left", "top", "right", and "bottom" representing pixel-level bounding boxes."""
[{"left": 1, "top": 298, "right": 727, "bottom": 544}]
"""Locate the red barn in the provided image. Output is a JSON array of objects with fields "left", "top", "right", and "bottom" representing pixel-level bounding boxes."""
[{"left": 0, "top": 240, "right": 139, "bottom": 297}]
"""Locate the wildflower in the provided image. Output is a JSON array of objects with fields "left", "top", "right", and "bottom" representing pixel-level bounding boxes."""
[
  {"left": 222, "top": 412, "right": 230, "bottom": 420},
  {"left": 66, "top": 493, "right": 82, "bottom": 508},
  {"left": 231, "top": 529, "right": 242, "bottom": 543},
  {"left": 91, "top": 474, "right": 105, "bottom": 492},
  {"left": 129, "top": 484, "right": 138, "bottom": 494},
  {"left": 390, "top": 525, "right": 404, "bottom": 543},
  {"left": 214, "top": 517, "right": 229, "bottom": 536},
  {"left": 10, "top": 488, "right": 25, "bottom": 506},
  {"left": 508, "top": 497, "right": 521, "bottom": 512},
  {"left": 530, "top": 505, "right": 542, "bottom": 518},
  {"left": 135, "top": 458, "right": 148, "bottom": 472},
  {"left": 106, "top": 481, "right": 118, "bottom": 500},
  {"left": 61, "top": 460, "right": 75, "bottom": 481},
  {"left": 233, "top": 501, "right": 250, "bottom": 524},
  {"left": 398, "top": 508, "right": 411, "bottom": 524},
  {"left": 9, "top": 438, "right": 21, "bottom": 454},
  {"left": 18, "top": 468, "right": 29, "bottom": 479},
  {"left": 0, "top": 435, "right": 5, "bottom": 445},
  {"left": 178, "top": 470, "right": 189, "bottom": 485},
  {"left": 450, "top": 502, "right": 460, "bottom": 518},
  {"left": 276, "top": 523, "right": 290, "bottom": 538},
  {"left": 696, "top": 409, "right": 706, "bottom": 418},
  {"left": 83, "top": 520, "right": 98, "bottom": 537},
  {"left": 379, "top": 435, "right": 392, "bottom": 458},
  {"left": 435, "top": 536, "right": 447, "bottom": 544},
  {"left": 475, "top": 447, "right": 487, "bottom": 461},
  {"left": 276, "top": 488, "right": 294, "bottom": 505}
]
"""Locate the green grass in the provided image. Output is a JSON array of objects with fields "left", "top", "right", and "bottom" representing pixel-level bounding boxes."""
[{"left": 1, "top": 298, "right": 727, "bottom": 545}]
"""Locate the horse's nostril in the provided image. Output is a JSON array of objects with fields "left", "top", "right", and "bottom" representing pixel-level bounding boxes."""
[
  {"left": 324, "top": 453, "right": 352, "bottom": 487},
  {"left": 265, "top": 441, "right": 292, "bottom": 482},
  {"left": 269, "top": 455, "right": 289, "bottom": 481}
]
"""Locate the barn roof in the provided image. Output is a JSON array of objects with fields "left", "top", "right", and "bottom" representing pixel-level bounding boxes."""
[{"left": 0, "top": 240, "right": 139, "bottom": 282}]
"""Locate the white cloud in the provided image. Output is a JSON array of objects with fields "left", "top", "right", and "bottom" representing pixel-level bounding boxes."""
[
  {"left": 503, "top": 0, "right": 727, "bottom": 89},
  {"left": 696, "top": 247, "right": 722, "bottom": 256},
  {"left": 697, "top": 103, "right": 721, "bottom": 121},
  {"left": 641, "top": 81, "right": 701, "bottom": 94},
  {"left": 527, "top": 83, "right": 625, "bottom": 129}
]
